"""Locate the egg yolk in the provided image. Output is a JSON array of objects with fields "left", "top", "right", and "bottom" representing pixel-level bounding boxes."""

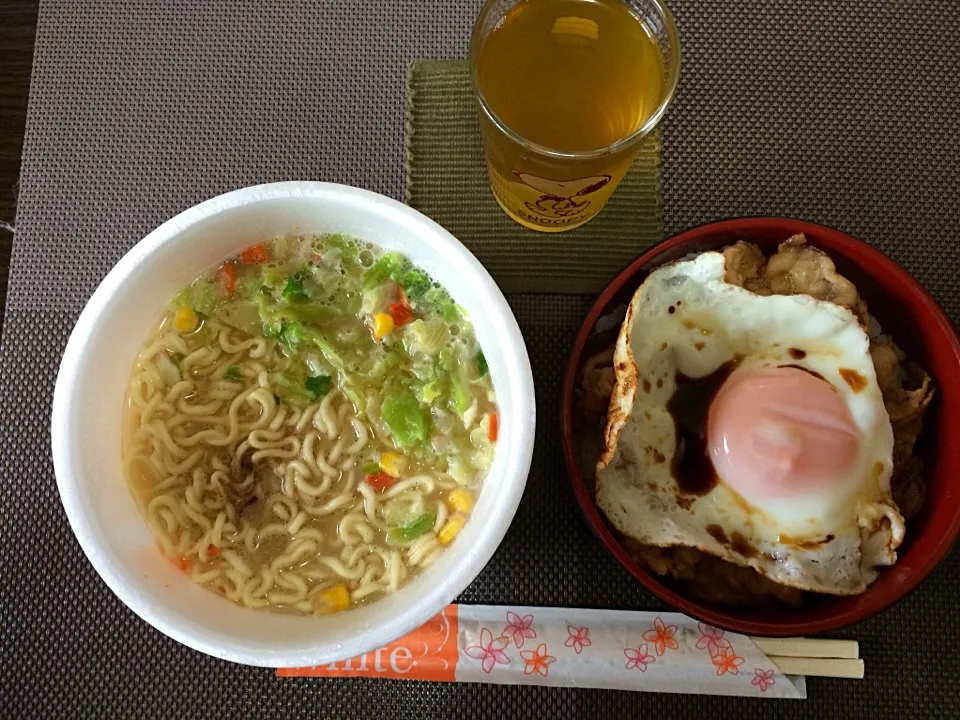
[{"left": 707, "top": 366, "right": 861, "bottom": 499}]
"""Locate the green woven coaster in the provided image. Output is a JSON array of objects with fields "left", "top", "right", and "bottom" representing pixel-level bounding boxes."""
[{"left": 405, "top": 59, "right": 664, "bottom": 295}]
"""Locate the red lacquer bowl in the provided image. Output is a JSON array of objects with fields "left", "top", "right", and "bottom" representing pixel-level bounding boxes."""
[{"left": 561, "top": 218, "right": 960, "bottom": 636}]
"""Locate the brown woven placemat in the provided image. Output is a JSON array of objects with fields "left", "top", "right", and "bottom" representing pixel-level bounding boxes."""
[
  {"left": 405, "top": 60, "right": 662, "bottom": 294},
  {"left": 3, "top": 1, "right": 960, "bottom": 719}
]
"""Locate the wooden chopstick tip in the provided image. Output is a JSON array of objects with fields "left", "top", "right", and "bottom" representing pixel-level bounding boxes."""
[
  {"left": 768, "top": 656, "right": 864, "bottom": 680},
  {"left": 751, "top": 637, "right": 860, "bottom": 660}
]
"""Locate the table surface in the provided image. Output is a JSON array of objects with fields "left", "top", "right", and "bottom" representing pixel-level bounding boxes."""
[
  {"left": 4, "top": 1, "right": 960, "bottom": 719},
  {"left": 0, "top": 0, "right": 38, "bottom": 335}
]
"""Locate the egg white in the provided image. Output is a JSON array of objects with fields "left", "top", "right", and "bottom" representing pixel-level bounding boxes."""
[{"left": 596, "top": 252, "right": 904, "bottom": 595}]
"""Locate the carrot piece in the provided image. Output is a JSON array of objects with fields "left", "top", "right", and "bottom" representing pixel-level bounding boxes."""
[
  {"left": 489, "top": 412, "right": 499, "bottom": 443},
  {"left": 389, "top": 301, "right": 415, "bottom": 328},
  {"left": 216, "top": 263, "right": 237, "bottom": 294},
  {"left": 175, "top": 556, "right": 188, "bottom": 571},
  {"left": 240, "top": 243, "right": 268, "bottom": 264},
  {"left": 365, "top": 472, "right": 397, "bottom": 493},
  {"left": 207, "top": 545, "right": 221, "bottom": 558},
  {"left": 388, "top": 287, "right": 415, "bottom": 328}
]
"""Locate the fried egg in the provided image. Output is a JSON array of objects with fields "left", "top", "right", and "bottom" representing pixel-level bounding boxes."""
[{"left": 596, "top": 250, "right": 904, "bottom": 595}]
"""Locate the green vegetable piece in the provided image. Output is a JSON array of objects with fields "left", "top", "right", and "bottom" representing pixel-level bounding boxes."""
[
  {"left": 441, "top": 348, "right": 472, "bottom": 414},
  {"left": 447, "top": 455, "right": 475, "bottom": 488},
  {"left": 416, "top": 380, "right": 442, "bottom": 404},
  {"left": 253, "top": 287, "right": 284, "bottom": 338},
  {"left": 362, "top": 461, "right": 381, "bottom": 475},
  {"left": 369, "top": 348, "right": 401, "bottom": 381},
  {"left": 410, "top": 355, "right": 442, "bottom": 383},
  {"left": 216, "top": 300, "right": 262, "bottom": 335},
  {"left": 443, "top": 303, "right": 462, "bottom": 323},
  {"left": 405, "top": 318, "right": 449, "bottom": 356},
  {"left": 309, "top": 333, "right": 347, "bottom": 371},
  {"left": 169, "top": 287, "right": 191, "bottom": 312},
  {"left": 381, "top": 390, "right": 427, "bottom": 448},
  {"left": 450, "top": 382, "right": 470, "bottom": 414},
  {"left": 261, "top": 267, "right": 286, "bottom": 289},
  {"left": 321, "top": 234, "right": 360, "bottom": 265},
  {"left": 341, "top": 383, "right": 366, "bottom": 412},
  {"left": 415, "top": 285, "right": 461, "bottom": 322},
  {"left": 362, "top": 253, "right": 404, "bottom": 290},
  {"left": 305, "top": 375, "right": 332, "bottom": 399},
  {"left": 269, "top": 372, "right": 312, "bottom": 405},
  {"left": 275, "top": 303, "right": 334, "bottom": 326},
  {"left": 388, "top": 512, "right": 436, "bottom": 543},
  {"left": 393, "top": 264, "right": 432, "bottom": 302},
  {"left": 189, "top": 281, "right": 219, "bottom": 316},
  {"left": 262, "top": 319, "right": 283, "bottom": 340},
  {"left": 278, "top": 321, "right": 305, "bottom": 350},
  {"left": 225, "top": 365, "right": 243, "bottom": 382},
  {"left": 477, "top": 350, "right": 489, "bottom": 377},
  {"left": 282, "top": 273, "right": 308, "bottom": 302}
]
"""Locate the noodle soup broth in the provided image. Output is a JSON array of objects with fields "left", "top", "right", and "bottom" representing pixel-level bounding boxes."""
[{"left": 123, "top": 234, "right": 497, "bottom": 616}]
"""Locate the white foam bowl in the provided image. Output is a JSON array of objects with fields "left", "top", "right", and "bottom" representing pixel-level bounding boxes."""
[{"left": 51, "top": 182, "right": 535, "bottom": 667}]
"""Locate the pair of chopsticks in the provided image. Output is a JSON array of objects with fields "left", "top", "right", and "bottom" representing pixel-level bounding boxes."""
[{"left": 751, "top": 638, "right": 863, "bottom": 679}]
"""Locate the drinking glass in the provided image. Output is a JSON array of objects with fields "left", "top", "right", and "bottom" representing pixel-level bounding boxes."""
[{"left": 470, "top": 0, "right": 680, "bottom": 232}]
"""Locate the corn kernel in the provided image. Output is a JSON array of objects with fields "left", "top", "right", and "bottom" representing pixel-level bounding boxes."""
[
  {"left": 380, "top": 452, "right": 407, "bottom": 478},
  {"left": 372, "top": 312, "right": 395, "bottom": 339},
  {"left": 313, "top": 583, "right": 351, "bottom": 615},
  {"left": 446, "top": 489, "right": 473, "bottom": 514},
  {"left": 437, "top": 513, "right": 468, "bottom": 546},
  {"left": 174, "top": 306, "right": 198, "bottom": 333}
]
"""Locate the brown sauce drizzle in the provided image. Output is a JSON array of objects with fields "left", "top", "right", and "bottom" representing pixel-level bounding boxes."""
[
  {"left": 706, "top": 524, "right": 728, "bottom": 544},
  {"left": 667, "top": 360, "right": 739, "bottom": 495},
  {"left": 838, "top": 368, "right": 867, "bottom": 393},
  {"left": 730, "top": 532, "right": 758, "bottom": 558},
  {"left": 707, "top": 525, "right": 759, "bottom": 558}
]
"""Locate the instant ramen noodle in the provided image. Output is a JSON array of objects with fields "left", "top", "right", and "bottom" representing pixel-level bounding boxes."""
[{"left": 123, "top": 234, "right": 497, "bottom": 616}]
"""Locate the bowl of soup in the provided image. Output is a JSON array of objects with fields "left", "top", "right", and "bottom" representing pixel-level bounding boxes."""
[{"left": 52, "top": 181, "right": 535, "bottom": 667}]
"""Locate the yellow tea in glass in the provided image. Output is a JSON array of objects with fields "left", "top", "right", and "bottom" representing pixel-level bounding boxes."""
[{"left": 470, "top": 0, "right": 679, "bottom": 232}]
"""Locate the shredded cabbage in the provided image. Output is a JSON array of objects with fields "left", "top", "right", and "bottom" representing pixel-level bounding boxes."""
[
  {"left": 361, "top": 282, "right": 395, "bottom": 315},
  {"left": 404, "top": 318, "right": 449, "bottom": 356},
  {"left": 155, "top": 353, "right": 180, "bottom": 387},
  {"left": 447, "top": 455, "right": 478, "bottom": 488}
]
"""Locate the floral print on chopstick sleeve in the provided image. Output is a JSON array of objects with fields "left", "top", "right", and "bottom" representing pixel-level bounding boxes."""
[
  {"left": 624, "top": 644, "right": 656, "bottom": 672},
  {"left": 502, "top": 611, "right": 536, "bottom": 648},
  {"left": 464, "top": 628, "right": 511, "bottom": 674},
  {"left": 642, "top": 616, "right": 680, "bottom": 656},
  {"left": 437, "top": 606, "right": 805, "bottom": 698},
  {"left": 752, "top": 668, "right": 776, "bottom": 692},
  {"left": 520, "top": 643, "right": 556, "bottom": 677},
  {"left": 564, "top": 625, "right": 591, "bottom": 654},
  {"left": 696, "top": 622, "right": 745, "bottom": 676}
]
